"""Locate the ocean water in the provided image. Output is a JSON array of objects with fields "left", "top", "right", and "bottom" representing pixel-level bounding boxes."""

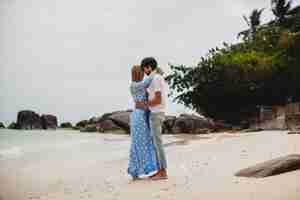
[
  {"left": 0, "top": 129, "right": 133, "bottom": 200},
  {"left": 0, "top": 129, "right": 130, "bottom": 162}
]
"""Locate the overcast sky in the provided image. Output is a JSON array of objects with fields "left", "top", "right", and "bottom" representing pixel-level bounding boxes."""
[{"left": 1, "top": 0, "right": 299, "bottom": 125}]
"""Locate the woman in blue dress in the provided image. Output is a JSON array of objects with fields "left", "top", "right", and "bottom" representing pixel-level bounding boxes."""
[{"left": 128, "top": 65, "right": 159, "bottom": 180}]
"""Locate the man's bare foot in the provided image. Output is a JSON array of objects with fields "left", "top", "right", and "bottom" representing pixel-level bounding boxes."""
[
  {"left": 150, "top": 169, "right": 168, "bottom": 177},
  {"left": 160, "top": 168, "right": 168, "bottom": 177},
  {"left": 150, "top": 174, "right": 168, "bottom": 180},
  {"left": 150, "top": 170, "right": 168, "bottom": 180}
]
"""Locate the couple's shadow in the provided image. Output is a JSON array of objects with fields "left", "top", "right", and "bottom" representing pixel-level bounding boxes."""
[
  {"left": 128, "top": 176, "right": 168, "bottom": 184},
  {"left": 163, "top": 135, "right": 211, "bottom": 148}
]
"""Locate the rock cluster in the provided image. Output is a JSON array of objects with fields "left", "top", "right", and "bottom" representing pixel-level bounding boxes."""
[
  {"left": 235, "top": 154, "right": 300, "bottom": 178},
  {"left": 60, "top": 122, "right": 73, "bottom": 129},
  {"left": 8, "top": 122, "right": 18, "bottom": 129},
  {"left": 41, "top": 114, "right": 57, "bottom": 129},
  {"left": 77, "top": 110, "right": 131, "bottom": 133},
  {"left": 286, "top": 114, "right": 300, "bottom": 133},
  {"left": 0, "top": 122, "right": 5, "bottom": 129},
  {"left": 76, "top": 111, "right": 232, "bottom": 134},
  {"left": 11, "top": 110, "right": 58, "bottom": 130},
  {"left": 8, "top": 109, "right": 236, "bottom": 133}
]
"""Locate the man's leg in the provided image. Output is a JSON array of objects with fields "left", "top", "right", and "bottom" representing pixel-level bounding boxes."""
[{"left": 150, "top": 112, "right": 167, "bottom": 174}]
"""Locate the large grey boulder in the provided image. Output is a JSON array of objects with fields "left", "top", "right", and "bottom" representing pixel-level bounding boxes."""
[
  {"left": 80, "top": 124, "right": 97, "bottom": 133},
  {"left": 8, "top": 122, "right": 18, "bottom": 129},
  {"left": 172, "top": 114, "right": 214, "bottom": 134},
  {"left": 288, "top": 131, "right": 300, "bottom": 134},
  {"left": 97, "top": 119, "right": 121, "bottom": 133},
  {"left": 235, "top": 154, "right": 300, "bottom": 178},
  {"left": 162, "top": 116, "right": 176, "bottom": 134},
  {"left": 0, "top": 122, "right": 5, "bottom": 129},
  {"left": 286, "top": 114, "right": 300, "bottom": 131},
  {"left": 41, "top": 114, "right": 58, "bottom": 129},
  {"left": 17, "top": 110, "right": 42, "bottom": 129},
  {"left": 60, "top": 122, "right": 73, "bottom": 129},
  {"left": 106, "top": 110, "right": 132, "bottom": 134},
  {"left": 88, "top": 116, "right": 102, "bottom": 124},
  {"left": 74, "top": 120, "right": 89, "bottom": 130},
  {"left": 75, "top": 112, "right": 127, "bottom": 133},
  {"left": 211, "top": 120, "right": 233, "bottom": 132}
]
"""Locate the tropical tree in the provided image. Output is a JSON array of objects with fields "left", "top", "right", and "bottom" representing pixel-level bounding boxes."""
[
  {"left": 239, "top": 8, "right": 264, "bottom": 40},
  {"left": 271, "top": 0, "right": 293, "bottom": 25},
  {"left": 166, "top": 0, "right": 300, "bottom": 124},
  {"left": 285, "top": 5, "right": 300, "bottom": 31}
]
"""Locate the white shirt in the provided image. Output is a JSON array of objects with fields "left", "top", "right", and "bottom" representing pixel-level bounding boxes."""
[{"left": 147, "top": 71, "right": 167, "bottom": 113}]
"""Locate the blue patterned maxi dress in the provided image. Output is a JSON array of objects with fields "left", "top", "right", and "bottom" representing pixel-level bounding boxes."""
[{"left": 128, "top": 77, "right": 159, "bottom": 177}]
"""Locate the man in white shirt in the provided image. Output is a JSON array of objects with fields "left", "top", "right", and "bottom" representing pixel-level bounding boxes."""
[{"left": 137, "top": 57, "right": 168, "bottom": 180}]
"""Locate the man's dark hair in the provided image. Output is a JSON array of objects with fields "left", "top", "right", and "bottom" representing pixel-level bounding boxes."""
[{"left": 140, "top": 57, "right": 158, "bottom": 70}]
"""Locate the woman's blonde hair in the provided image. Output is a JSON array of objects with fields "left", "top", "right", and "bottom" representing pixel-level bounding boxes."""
[{"left": 131, "top": 65, "right": 144, "bottom": 81}]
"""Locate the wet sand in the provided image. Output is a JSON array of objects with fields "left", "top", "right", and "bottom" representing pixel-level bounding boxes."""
[{"left": 0, "top": 130, "right": 300, "bottom": 200}]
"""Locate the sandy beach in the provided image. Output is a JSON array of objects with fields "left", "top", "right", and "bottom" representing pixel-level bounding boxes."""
[{"left": 0, "top": 129, "right": 300, "bottom": 200}]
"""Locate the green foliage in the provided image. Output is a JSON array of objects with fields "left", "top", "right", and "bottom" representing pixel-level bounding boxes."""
[
  {"left": 166, "top": 1, "right": 300, "bottom": 123},
  {"left": 271, "top": 0, "right": 292, "bottom": 25},
  {"left": 286, "top": 6, "right": 300, "bottom": 32},
  {"left": 239, "top": 8, "right": 265, "bottom": 40}
]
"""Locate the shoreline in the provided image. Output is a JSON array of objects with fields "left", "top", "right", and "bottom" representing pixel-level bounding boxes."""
[{"left": 0, "top": 130, "right": 299, "bottom": 200}]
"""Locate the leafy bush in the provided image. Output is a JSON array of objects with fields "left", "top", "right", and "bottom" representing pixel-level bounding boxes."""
[{"left": 166, "top": 1, "right": 300, "bottom": 124}]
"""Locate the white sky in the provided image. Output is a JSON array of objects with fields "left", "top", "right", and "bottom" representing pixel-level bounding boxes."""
[{"left": 1, "top": 0, "right": 299, "bottom": 125}]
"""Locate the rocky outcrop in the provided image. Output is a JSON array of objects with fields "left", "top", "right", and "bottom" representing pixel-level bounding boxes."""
[
  {"left": 16, "top": 110, "right": 59, "bottom": 130},
  {"left": 79, "top": 118, "right": 122, "bottom": 133},
  {"left": 162, "top": 116, "right": 176, "bottom": 134},
  {"left": 194, "top": 128, "right": 210, "bottom": 134},
  {"left": 235, "top": 154, "right": 300, "bottom": 178},
  {"left": 41, "top": 114, "right": 58, "bottom": 129},
  {"left": 17, "top": 110, "right": 42, "bottom": 129},
  {"left": 0, "top": 122, "right": 5, "bottom": 129},
  {"left": 74, "top": 120, "right": 89, "bottom": 130},
  {"left": 87, "top": 116, "right": 101, "bottom": 124},
  {"left": 97, "top": 119, "right": 121, "bottom": 133},
  {"left": 80, "top": 124, "right": 97, "bottom": 132},
  {"left": 172, "top": 114, "right": 214, "bottom": 134},
  {"left": 60, "top": 122, "right": 73, "bottom": 129},
  {"left": 8, "top": 122, "right": 18, "bottom": 129},
  {"left": 76, "top": 111, "right": 131, "bottom": 133},
  {"left": 286, "top": 114, "right": 300, "bottom": 131},
  {"left": 106, "top": 110, "right": 131, "bottom": 134},
  {"left": 75, "top": 111, "right": 236, "bottom": 134},
  {"left": 288, "top": 131, "right": 300, "bottom": 134},
  {"left": 211, "top": 120, "right": 233, "bottom": 132}
]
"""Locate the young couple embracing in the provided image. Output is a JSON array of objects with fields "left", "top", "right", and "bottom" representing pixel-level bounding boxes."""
[{"left": 128, "top": 57, "right": 168, "bottom": 181}]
